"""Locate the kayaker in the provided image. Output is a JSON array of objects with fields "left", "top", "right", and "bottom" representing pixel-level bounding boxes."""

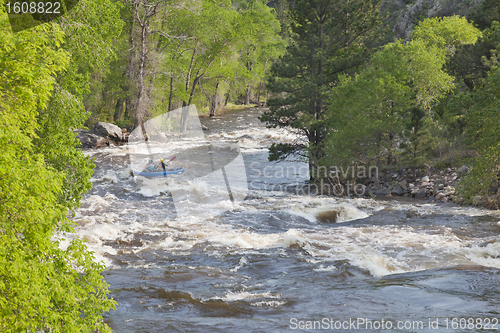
[
  {"left": 146, "top": 159, "right": 155, "bottom": 171},
  {"left": 160, "top": 158, "right": 167, "bottom": 171}
]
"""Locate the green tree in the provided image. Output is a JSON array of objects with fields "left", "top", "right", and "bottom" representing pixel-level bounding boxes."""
[
  {"left": 323, "top": 16, "right": 481, "bottom": 171},
  {"left": 456, "top": 65, "right": 500, "bottom": 205},
  {"left": 237, "top": 0, "right": 285, "bottom": 106},
  {"left": 35, "top": 0, "right": 124, "bottom": 209},
  {"left": 260, "top": 0, "right": 381, "bottom": 179},
  {"left": 0, "top": 7, "right": 115, "bottom": 332}
]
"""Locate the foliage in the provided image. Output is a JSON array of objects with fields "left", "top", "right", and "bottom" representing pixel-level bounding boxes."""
[
  {"left": 260, "top": 0, "right": 382, "bottom": 177},
  {"left": 468, "top": 0, "right": 500, "bottom": 30},
  {"left": 411, "top": 16, "right": 482, "bottom": 55},
  {"left": 323, "top": 16, "right": 481, "bottom": 170},
  {"left": 457, "top": 67, "right": 500, "bottom": 203},
  {"left": 33, "top": 0, "right": 124, "bottom": 211},
  {"left": 0, "top": 6, "right": 115, "bottom": 332}
]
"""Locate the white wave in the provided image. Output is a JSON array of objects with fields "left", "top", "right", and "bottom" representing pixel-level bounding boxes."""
[{"left": 221, "top": 291, "right": 279, "bottom": 302}]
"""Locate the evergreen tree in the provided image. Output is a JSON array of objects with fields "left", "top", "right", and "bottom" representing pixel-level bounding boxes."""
[{"left": 259, "top": 0, "right": 381, "bottom": 179}]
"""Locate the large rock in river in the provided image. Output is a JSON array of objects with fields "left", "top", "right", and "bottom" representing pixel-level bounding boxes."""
[
  {"left": 95, "top": 122, "right": 123, "bottom": 141},
  {"left": 74, "top": 129, "right": 110, "bottom": 149}
]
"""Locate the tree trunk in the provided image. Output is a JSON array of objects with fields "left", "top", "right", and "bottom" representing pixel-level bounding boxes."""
[
  {"left": 124, "top": 9, "right": 135, "bottom": 123},
  {"left": 168, "top": 76, "right": 174, "bottom": 111},
  {"left": 210, "top": 81, "right": 219, "bottom": 117},
  {"left": 134, "top": 22, "right": 148, "bottom": 134},
  {"left": 245, "top": 86, "right": 250, "bottom": 105},
  {"left": 114, "top": 98, "right": 125, "bottom": 122},
  {"left": 224, "top": 89, "right": 230, "bottom": 106},
  {"left": 257, "top": 82, "right": 261, "bottom": 103}
]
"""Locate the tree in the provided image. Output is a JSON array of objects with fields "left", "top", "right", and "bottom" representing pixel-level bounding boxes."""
[
  {"left": 451, "top": 21, "right": 500, "bottom": 204},
  {"left": 457, "top": 66, "right": 500, "bottom": 205},
  {"left": 0, "top": 5, "right": 116, "bottom": 332},
  {"left": 323, "top": 16, "right": 481, "bottom": 170},
  {"left": 260, "top": 0, "right": 381, "bottom": 179},
  {"left": 235, "top": 0, "right": 285, "bottom": 106},
  {"left": 125, "top": 0, "right": 187, "bottom": 132},
  {"left": 35, "top": 0, "right": 124, "bottom": 209}
]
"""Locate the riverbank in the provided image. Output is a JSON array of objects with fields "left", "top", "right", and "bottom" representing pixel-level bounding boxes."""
[{"left": 307, "top": 165, "right": 499, "bottom": 210}]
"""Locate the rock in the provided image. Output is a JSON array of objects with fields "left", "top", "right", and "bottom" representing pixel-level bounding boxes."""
[
  {"left": 438, "top": 184, "right": 444, "bottom": 190},
  {"left": 421, "top": 176, "right": 429, "bottom": 182},
  {"left": 74, "top": 129, "right": 109, "bottom": 149},
  {"left": 391, "top": 186, "right": 404, "bottom": 196},
  {"left": 444, "top": 190, "right": 456, "bottom": 197},
  {"left": 409, "top": 183, "right": 415, "bottom": 190},
  {"left": 392, "top": 173, "right": 399, "bottom": 178},
  {"left": 415, "top": 189, "right": 427, "bottom": 199},
  {"left": 447, "top": 168, "right": 452, "bottom": 172},
  {"left": 316, "top": 210, "right": 338, "bottom": 223},
  {"left": 150, "top": 132, "right": 168, "bottom": 142},
  {"left": 399, "top": 179, "right": 407, "bottom": 188},
  {"left": 435, "top": 192, "right": 446, "bottom": 201},
  {"left": 416, "top": 178, "right": 421, "bottom": 182},
  {"left": 201, "top": 124, "right": 209, "bottom": 131},
  {"left": 411, "top": 189, "right": 419, "bottom": 195},
  {"left": 373, "top": 188, "right": 392, "bottom": 196},
  {"left": 420, "top": 182, "right": 431, "bottom": 188},
  {"left": 457, "top": 165, "right": 470, "bottom": 174},
  {"left": 94, "top": 122, "right": 123, "bottom": 141}
]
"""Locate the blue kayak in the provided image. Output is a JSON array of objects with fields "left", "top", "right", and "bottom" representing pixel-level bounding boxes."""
[{"left": 133, "top": 167, "right": 185, "bottom": 178}]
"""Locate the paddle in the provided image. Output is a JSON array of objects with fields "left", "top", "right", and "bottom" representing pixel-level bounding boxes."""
[{"left": 163, "top": 156, "right": 176, "bottom": 177}]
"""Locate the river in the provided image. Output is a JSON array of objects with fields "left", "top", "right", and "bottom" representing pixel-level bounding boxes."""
[{"left": 70, "top": 107, "right": 500, "bottom": 332}]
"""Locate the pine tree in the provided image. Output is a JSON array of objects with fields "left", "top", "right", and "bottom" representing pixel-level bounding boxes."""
[{"left": 260, "top": 0, "right": 381, "bottom": 179}]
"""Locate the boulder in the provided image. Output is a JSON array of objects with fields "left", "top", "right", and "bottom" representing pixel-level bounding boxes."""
[
  {"left": 457, "top": 165, "right": 470, "bottom": 174},
  {"left": 150, "top": 132, "right": 168, "bottom": 143},
  {"left": 74, "top": 129, "right": 109, "bottom": 149},
  {"left": 435, "top": 192, "right": 446, "bottom": 201},
  {"left": 391, "top": 186, "right": 404, "bottom": 196},
  {"left": 94, "top": 122, "right": 123, "bottom": 141},
  {"left": 373, "top": 188, "right": 392, "bottom": 196},
  {"left": 415, "top": 189, "right": 427, "bottom": 199}
]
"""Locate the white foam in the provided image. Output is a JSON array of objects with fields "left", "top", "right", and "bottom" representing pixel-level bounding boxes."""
[
  {"left": 251, "top": 300, "right": 287, "bottom": 307},
  {"left": 313, "top": 265, "right": 338, "bottom": 272},
  {"left": 221, "top": 291, "right": 279, "bottom": 302},
  {"left": 466, "top": 241, "right": 500, "bottom": 269}
]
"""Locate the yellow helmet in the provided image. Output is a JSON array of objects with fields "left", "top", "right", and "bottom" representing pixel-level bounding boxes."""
[{"left": 161, "top": 158, "right": 164, "bottom": 162}]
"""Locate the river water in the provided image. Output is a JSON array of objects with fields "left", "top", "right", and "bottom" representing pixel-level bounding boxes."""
[{"left": 70, "top": 107, "right": 500, "bottom": 332}]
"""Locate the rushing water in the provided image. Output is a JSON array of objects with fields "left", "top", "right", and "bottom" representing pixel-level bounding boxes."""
[{"left": 70, "top": 108, "right": 500, "bottom": 332}]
